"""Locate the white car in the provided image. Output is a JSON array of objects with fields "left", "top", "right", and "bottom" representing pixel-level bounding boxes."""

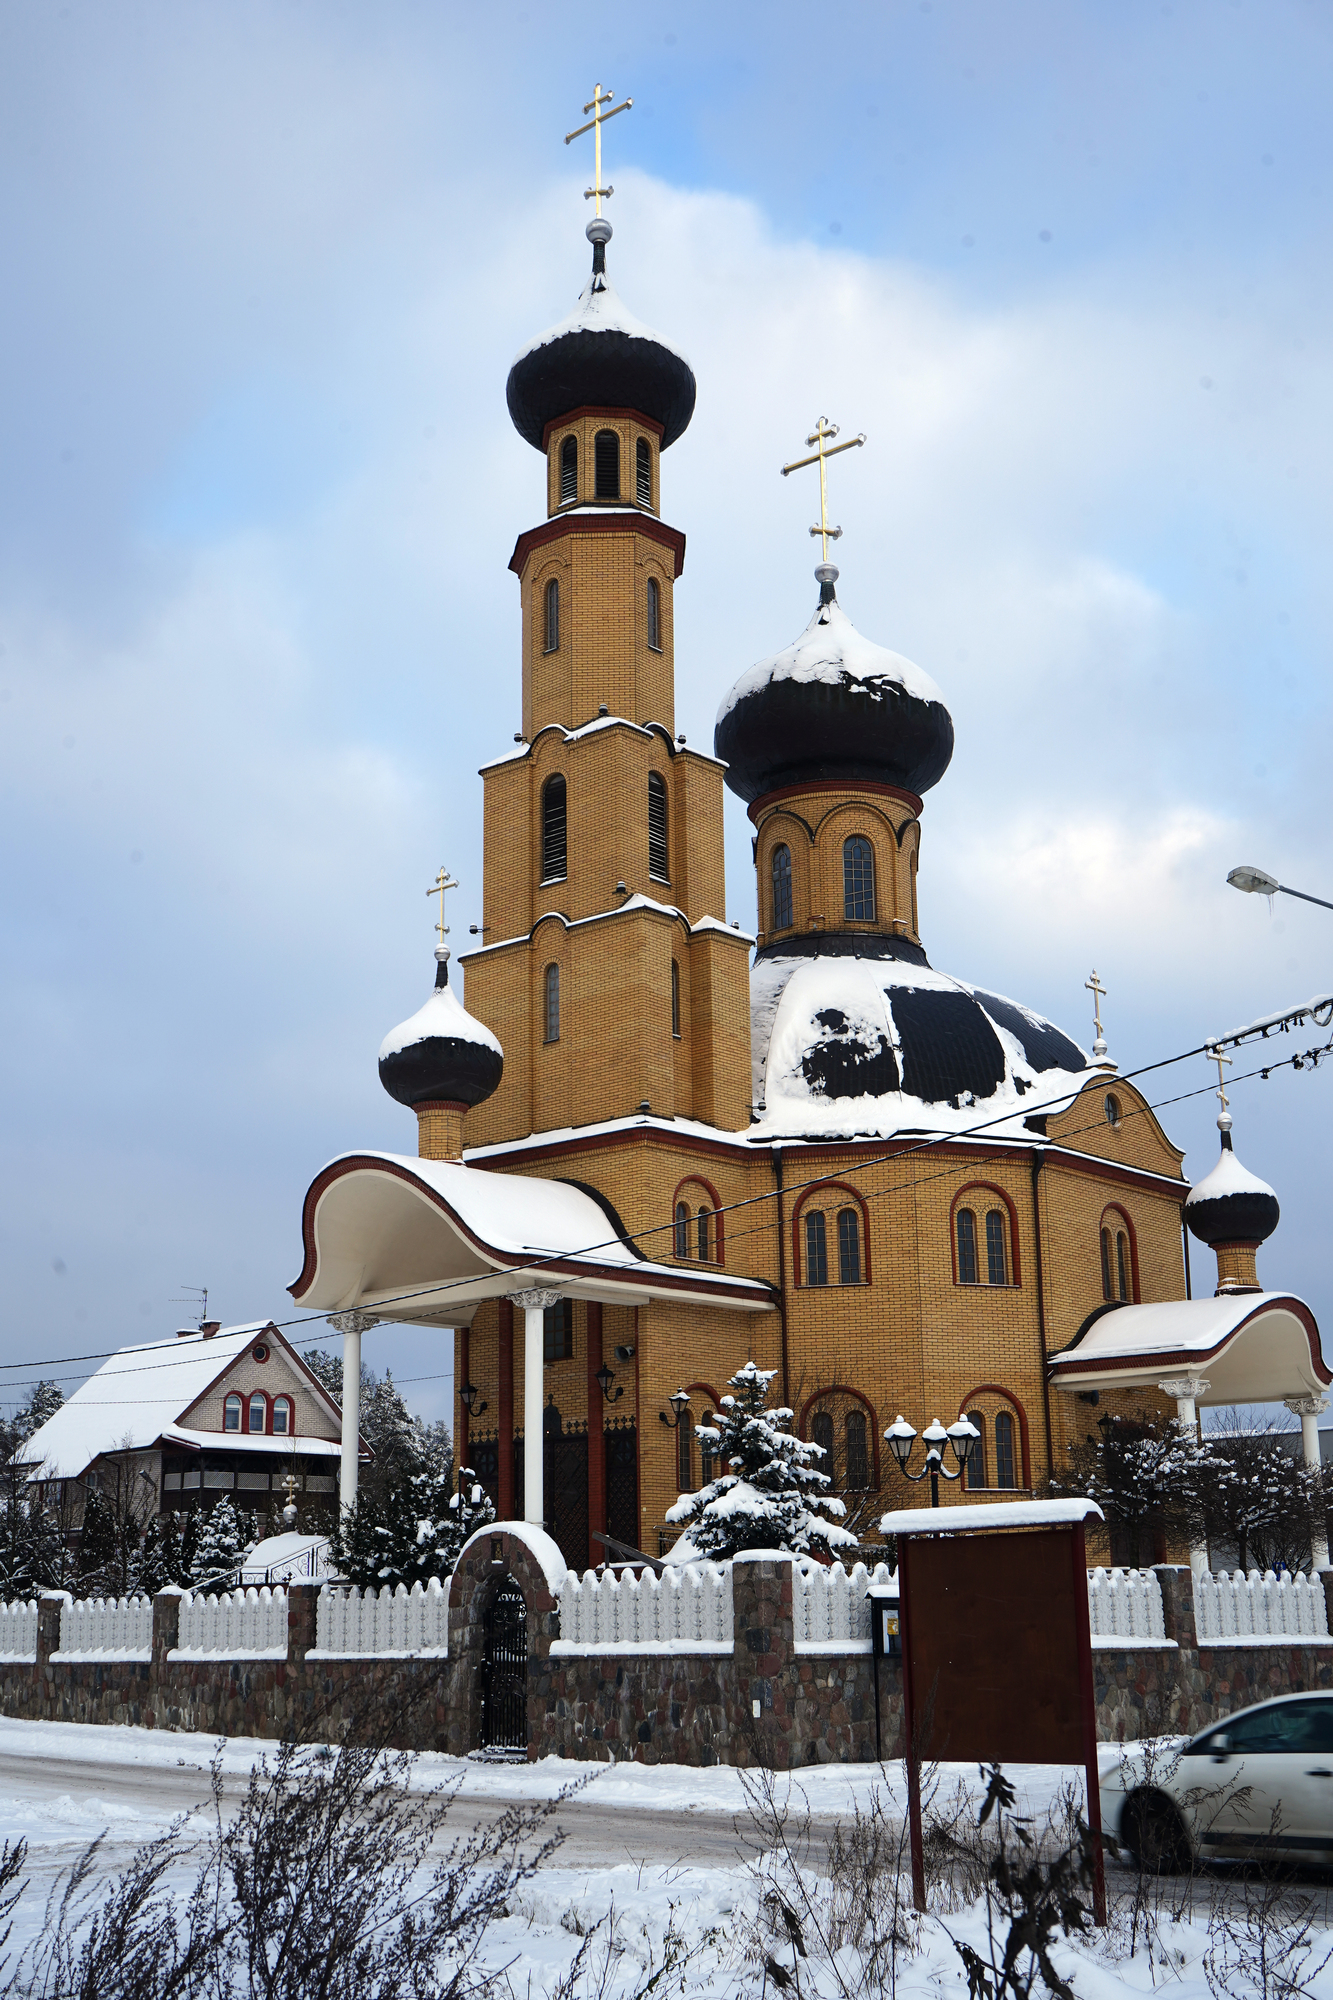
[{"left": 1099, "top": 1692, "right": 1333, "bottom": 1869}]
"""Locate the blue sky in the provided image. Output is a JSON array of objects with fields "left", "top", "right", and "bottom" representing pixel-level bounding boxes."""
[{"left": 2, "top": 0, "right": 1331, "bottom": 1428}]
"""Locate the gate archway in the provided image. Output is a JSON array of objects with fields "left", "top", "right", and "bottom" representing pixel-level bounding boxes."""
[{"left": 480, "top": 1575, "right": 528, "bottom": 1754}]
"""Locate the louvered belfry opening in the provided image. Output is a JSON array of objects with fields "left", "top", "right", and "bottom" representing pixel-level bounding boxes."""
[
  {"left": 647, "top": 771, "right": 669, "bottom": 880},
  {"left": 594, "top": 429, "right": 620, "bottom": 499},
  {"left": 559, "top": 433, "right": 577, "bottom": 503},
  {"left": 636, "top": 435, "right": 652, "bottom": 507},
  {"left": 541, "top": 773, "right": 567, "bottom": 882}
]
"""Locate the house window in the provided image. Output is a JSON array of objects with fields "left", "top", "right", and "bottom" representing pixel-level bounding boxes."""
[
  {"left": 1100, "top": 1227, "right": 1114, "bottom": 1301},
  {"left": 677, "top": 1410, "right": 693, "bottom": 1492},
  {"left": 771, "top": 844, "right": 793, "bottom": 931},
  {"left": 674, "top": 1201, "right": 690, "bottom": 1258},
  {"left": 224, "top": 1393, "right": 242, "bottom": 1433},
  {"left": 811, "top": 1409, "right": 835, "bottom": 1470},
  {"left": 671, "top": 959, "right": 680, "bottom": 1038},
  {"left": 805, "top": 1210, "right": 829, "bottom": 1286},
  {"left": 636, "top": 435, "right": 652, "bottom": 507},
  {"left": 843, "top": 836, "right": 876, "bottom": 921},
  {"left": 248, "top": 1393, "right": 266, "bottom": 1435},
  {"left": 594, "top": 429, "right": 620, "bottom": 499},
  {"left": 272, "top": 1396, "right": 293, "bottom": 1437},
  {"left": 1102, "top": 1221, "right": 1132, "bottom": 1301},
  {"left": 985, "top": 1209, "right": 1008, "bottom": 1285},
  {"left": 837, "top": 1207, "right": 862, "bottom": 1284},
  {"left": 559, "top": 433, "right": 577, "bottom": 503},
  {"left": 543, "top": 963, "right": 560, "bottom": 1043},
  {"left": 994, "top": 1411, "right": 1017, "bottom": 1490},
  {"left": 956, "top": 1208, "right": 978, "bottom": 1284},
  {"left": 846, "top": 1410, "right": 870, "bottom": 1489},
  {"left": 1116, "top": 1231, "right": 1130, "bottom": 1302},
  {"left": 646, "top": 575, "right": 662, "bottom": 650},
  {"left": 963, "top": 1412, "right": 986, "bottom": 1488},
  {"left": 541, "top": 774, "right": 567, "bottom": 881},
  {"left": 1104, "top": 1093, "right": 1122, "bottom": 1128},
  {"left": 648, "top": 771, "right": 669, "bottom": 880},
  {"left": 696, "top": 1207, "right": 710, "bottom": 1261},
  {"left": 543, "top": 1299, "right": 574, "bottom": 1362},
  {"left": 543, "top": 576, "right": 560, "bottom": 652}
]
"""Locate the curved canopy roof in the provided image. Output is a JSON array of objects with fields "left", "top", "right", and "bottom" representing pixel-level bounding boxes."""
[{"left": 1048, "top": 1293, "right": 1330, "bottom": 1405}]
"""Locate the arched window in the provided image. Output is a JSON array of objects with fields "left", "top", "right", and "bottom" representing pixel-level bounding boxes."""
[
  {"left": 559, "top": 433, "right": 578, "bottom": 504},
  {"left": 700, "top": 1413, "right": 719, "bottom": 1485},
  {"left": 843, "top": 836, "right": 876, "bottom": 921},
  {"left": 646, "top": 574, "right": 662, "bottom": 651},
  {"left": 1116, "top": 1231, "right": 1130, "bottom": 1302},
  {"left": 963, "top": 1411, "right": 986, "bottom": 1488},
  {"left": 541, "top": 774, "right": 567, "bottom": 881},
  {"left": 543, "top": 576, "right": 560, "bottom": 652},
  {"left": 543, "top": 963, "right": 560, "bottom": 1043},
  {"left": 636, "top": 435, "right": 652, "bottom": 507},
  {"left": 674, "top": 1201, "right": 690, "bottom": 1258},
  {"left": 837, "top": 1208, "right": 861, "bottom": 1284},
  {"left": 594, "top": 428, "right": 620, "bottom": 499},
  {"left": 811, "top": 1409, "right": 835, "bottom": 1470},
  {"left": 543, "top": 1298, "right": 573, "bottom": 1361},
  {"left": 223, "top": 1393, "right": 242, "bottom": 1433},
  {"left": 696, "top": 1207, "right": 710, "bottom": 1261},
  {"left": 805, "top": 1210, "right": 829, "bottom": 1286},
  {"left": 1104, "top": 1093, "right": 1122, "bottom": 1128},
  {"left": 956, "top": 1208, "right": 978, "bottom": 1284},
  {"left": 994, "top": 1411, "right": 1017, "bottom": 1490},
  {"left": 1100, "top": 1227, "right": 1114, "bottom": 1301},
  {"left": 1101, "top": 1213, "right": 1134, "bottom": 1301},
  {"left": 271, "top": 1396, "right": 292, "bottom": 1437},
  {"left": 648, "top": 771, "right": 669, "bottom": 880},
  {"left": 846, "top": 1410, "right": 869, "bottom": 1489},
  {"left": 771, "top": 844, "right": 793, "bottom": 932},
  {"left": 985, "top": 1209, "right": 1008, "bottom": 1286},
  {"left": 677, "top": 1409, "right": 693, "bottom": 1493},
  {"left": 670, "top": 959, "right": 680, "bottom": 1038},
  {"left": 248, "top": 1393, "right": 266, "bottom": 1435}
]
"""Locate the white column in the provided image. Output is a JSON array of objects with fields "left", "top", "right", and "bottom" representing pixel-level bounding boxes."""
[
  {"left": 328, "top": 1311, "right": 376, "bottom": 1515},
  {"left": 1160, "top": 1378, "right": 1211, "bottom": 1576},
  {"left": 509, "top": 1289, "right": 560, "bottom": 1527},
  {"left": 1285, "top": 1396, "right": 1330, "bottom": 1571}
]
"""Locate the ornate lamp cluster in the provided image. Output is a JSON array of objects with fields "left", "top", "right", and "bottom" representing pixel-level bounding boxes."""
[{"left": 884, "top": 1413, "right": 980, "bottom": 1508}]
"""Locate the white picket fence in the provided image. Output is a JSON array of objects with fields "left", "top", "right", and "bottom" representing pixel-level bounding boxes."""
[
  {"left": 173, "top": 1587, "right": 288, "bottom": 1659},
  {"left": 0, "top": 1600, "right": 38, "bottom": 1661},
  {"left": 54, "top": 1595, "right": 154, "bottom": 1660},
  {"left": 1194, "top": 1568, "right": 1330, "bottom": 1643},
  {"left": 553, "top": 1562, "right": 733, "bottom": 1654},
  {"left": 1086, "top": 1568, "right": 1169, "bottom": 1646},
  {"left": 312, "top": 1579, "right": 450, "bottom": 1658},
  {"left": 793, "top": 1560, "right": 896, "bottom": 1653}
]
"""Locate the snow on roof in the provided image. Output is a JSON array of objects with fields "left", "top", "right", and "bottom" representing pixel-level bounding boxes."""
[
  {"left": 461, "top": 899, "right": 746, "bottom": 962},
  {"left": 716, "top": 598, "right": 945, "bottom": 725},
  {"left": 878, "top": 1498, "right": 1104, "bottom": 1536},
  {"left": 379, "top": 971, "right": 503, "bottom": 1061},
  {"left": 351, "top": 1151, "right": 644, "bottom": 1265},
  {"left": 160, "top": 1426, "right": 344, "bottom": 1459},
  {"left": 1050, "top": 1292, "right": 1310, "bottom": 1370},
  {"left": 1185, "top": 1146, "right": 1276, "bottom": 1208},
  {"left": 511, "top": 269, "right": 691, "bottom": 372},
  {"left": 458, "top": 1520, "right": 567, "bottom": 1594},
  {"left": 1049, "top": 1292, "right": 1331, "bottom": 1401}
]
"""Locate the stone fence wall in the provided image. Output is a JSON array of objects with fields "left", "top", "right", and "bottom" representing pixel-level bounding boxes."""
[{"left": 0, "top": 1539, "right": 1331, "bottom": 1767}]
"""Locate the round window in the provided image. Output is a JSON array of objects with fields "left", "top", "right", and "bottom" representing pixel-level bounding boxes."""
[
  {"left": 1103, "top": 1094, "right": 1121, "bottom": 1128},
  {"left": 252, "top": 1342, "right": 270, "bottom": 1364}
]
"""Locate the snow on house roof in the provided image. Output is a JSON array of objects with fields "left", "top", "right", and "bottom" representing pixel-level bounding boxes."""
[{"left": 159, "top": 1426, "right": 344, "bottom": 1459}]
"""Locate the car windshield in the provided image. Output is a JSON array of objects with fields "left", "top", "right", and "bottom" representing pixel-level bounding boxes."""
[{"left": 1216, "top": 1700, "right": 1333, "bottom": 1755}]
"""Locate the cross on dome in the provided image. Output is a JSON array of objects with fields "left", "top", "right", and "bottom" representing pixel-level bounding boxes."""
[
  {"left": 1084, "top": 969, "right": 1108, "bottom": 1060},
  {"left": 1207, "top": 1040, "right": 1234, "bottom": 1133},
  {"left": 565, "top": 83, "right": 633, "bottom": 218},
  {"left": 781, "top": 416, "right": 867, "bottom": 566},
  {"left": 428, "top": 865, "right": 459, "bottom": 956}
]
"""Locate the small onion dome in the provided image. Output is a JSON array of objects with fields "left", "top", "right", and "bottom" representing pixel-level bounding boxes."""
[
  {"left": 1185, "top": 1138, "right": 1280, "bottom": 1248},
  {"left": 713, "top": 571, "right": 955, "bottom": 806},
  {"left": 378, "top": 955, "right": 503, "bottom": 1111},
  {"left": 506, "top": 220, "right": 696, "bottom": 451}
]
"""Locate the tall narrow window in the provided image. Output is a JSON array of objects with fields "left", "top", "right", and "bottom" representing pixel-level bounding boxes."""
[
  {"left": 700, "top": 1415, "right": 718, "bottom": 1484},
  {"left": 846, "top": 1410, "right": 869, "bottom": 1489},
  {"left": 985, "top": 1210, "right": 1007, "bottom": 1285},
  {"left": 837, "top": 1208, "right": 861, "bottom": 1284},
  {"left": 543, "top": 576, "right": 560, "bottom": 652},
  {"left": 670, "top": 959, "right": 681, "bottom": 1037},
  {"left": 697, "top": 1207, "right": 710, "bottom": 1261},
  {"left": 636, "top": 435, "right": 652, "bottom": 507},
  {"left": 271, "top": 1396, "right": 292, "bottom": 1437},
  {"left": 771, "top": 844, "right": 793, "bottom": 931},
  {"left": 956, "top": 1208, "right": 978, "bottom": 1284},
  {"left": 805, "top": 1210, "right": 829, "bottom": 1286},
  {"left": 994, "top": 1411, "right": 1017, "bottom": 1490},
  {"left": 541, "top": 774, "right": 567, "bottom": 881},
  {"left": 677, "top": 1410, "right": 693, "bottom": 1492},
  {"left": 224, "top": 1393, "right": 242, "bottom": 1433},
  {"left": 674, "top": 1201, "right": 689, "bottom": 1258},
  {"left": 843, "top": 836, "right": 876, "bottom": 921},
  {"left": 648, "top": 770, "right": 669, "bottom": 880},
  {"left": 1116, "top": 1231, "right": 1130, "bottom": 1301},
  {"left": 248, "top": 1393, "right": 266, "bottom": 1435},
  {"left": 812, "top": 1409, "right": 835, "bottom": 1471},
  {"left": 543, "top": 963, "right": 560, "bottom": 1043},
  {"left": 646, "top": 575, "right": 662, "bottom": 650},
  {"left": 594, "top": 429, "right": 620, "bottom": 498},
  {"left": 1100, "top": 1226, "right": 1114, "bottom": 1301},
  {"left": 543, "top": 1298, "right": 573, "bottom": 1361},
  {"left": 559, "top": 433, "right": 578, "bottom": 503},
  {"left": 964, "top": 1412, "right": 986, "bottom": 1488}
]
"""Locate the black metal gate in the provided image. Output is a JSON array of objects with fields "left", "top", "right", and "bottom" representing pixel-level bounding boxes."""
[
  {"left": 606, "top": 1415, "right": 638, "bottom": 1550},
  {"left": 480, "top": 1575, "right": 528, "bottom": 1753}
]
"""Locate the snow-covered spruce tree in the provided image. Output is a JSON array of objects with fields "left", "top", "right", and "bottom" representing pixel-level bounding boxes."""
[
  {"left": 664, "top": 1361, "right": 859, "bottom": 1561},
  {"left": 332, "top": 1465, "right": 494, "bottom": 1591},
  {"left": 0, "top": 1456, "right": 64, "bottom": 1596},
  {"left": 1048, "top": 1411, "right": 1211, "bottom": 1566},
  {"left": 189, "top": 1495, "right": 251, "bottom": 1585}
]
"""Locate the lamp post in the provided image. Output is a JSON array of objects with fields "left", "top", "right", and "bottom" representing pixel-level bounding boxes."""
[
  {"left": 1228, "top": 866, "right": 1333, "bottom": 913},
  {"left": 884, "top": 1414, "right": 979, "bottom": 1508}
]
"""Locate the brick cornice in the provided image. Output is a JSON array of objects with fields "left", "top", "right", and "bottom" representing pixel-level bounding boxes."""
[
  {"left": 509, "top": 513, "right": 686, "bottom": 579},
  {"left": 540, "top": 406, "right": 666, "bottom": 450},
  {"left": 748, "top": 778, "right": 923, "bottom": 826}
]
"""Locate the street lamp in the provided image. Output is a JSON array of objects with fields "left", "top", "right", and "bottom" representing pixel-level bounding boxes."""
[
  {"left": 1228, "top": 866, "right": 1333, "bottom": 913},
  {"left": 884, "top": 1414, "right": 979, "bottom": 1508},
  {"left": 658, "top": 1389, "right": 690, "bottom": 1430},
  {"left": 595, "top": 1362, "right": 623, "bottom": 1404},
  {"left": 458, "top": 1381, "right": 488, "bottom": 1417}
]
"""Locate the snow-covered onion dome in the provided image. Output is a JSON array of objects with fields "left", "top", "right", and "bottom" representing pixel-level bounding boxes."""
[
  {"left": 714, "top": 568, "right": 955, "bottom": 806},
  {"left": 506, "top": 219, "right": 696, "bottom": 452},
  {"left": 378, "top": 952, "right": 503, "bottom": 1114},
  {"left": 1185, "top": 1134, "right": 1280, "bottom": 1250}
]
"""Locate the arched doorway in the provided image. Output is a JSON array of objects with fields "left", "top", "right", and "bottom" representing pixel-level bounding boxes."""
[{"left": 480, "top": 1575, "right": 528, "bottom": 1754}]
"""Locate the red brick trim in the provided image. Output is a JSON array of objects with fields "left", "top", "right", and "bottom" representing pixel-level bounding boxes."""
[
  {"left": 671, "top": 1174, "right": 726, "bottom": 1266},
  {"left": 949, "top": 1181, "right": 1023, "bottom": 1288},
  {"left": 540, "top": 407, "right": 665, "bottom": 450},
  {"left": 957, "top": 1384, "right": 1033, "bottom": 1492},
  {"left": 509, "top": 513, "right": 686, "bottom": 579},
  {"left": 791, "top": 1180, "right": 872, "bottom": 1287},
  {"left": 1098, "top": 1202, "right": 1141, "bottom": 1304}
]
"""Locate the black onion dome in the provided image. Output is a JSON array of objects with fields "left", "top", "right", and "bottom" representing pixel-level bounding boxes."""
[
  {"left": 506, "top": 223, "right": 696, "bottom": 451},
  {"left": 714, "top": 580, "right": 955, "bottom": 805},
  {"left": 1185, "top": 1140, "right": 1280, "bottom": 1247},
  {"left": 378, "top": 957, "right": 504, "bottom": 1111}
]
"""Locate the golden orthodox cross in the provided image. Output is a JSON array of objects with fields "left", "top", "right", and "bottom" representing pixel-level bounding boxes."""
[
  {"left": 1207, "top": 1041, "right": 1233, "bottom": 1120},
  {"left": 1085, "top": 969, "right": 1108, "bottom": 1058},
  {"left": 781, "top": 417, "right": 867, "bottom": 563},
  {"left": 428, "top": 866, "right": 459, "bottom": 948},
  {"left": 565, "top": 84, "right": 633, "bottom": 217}
]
